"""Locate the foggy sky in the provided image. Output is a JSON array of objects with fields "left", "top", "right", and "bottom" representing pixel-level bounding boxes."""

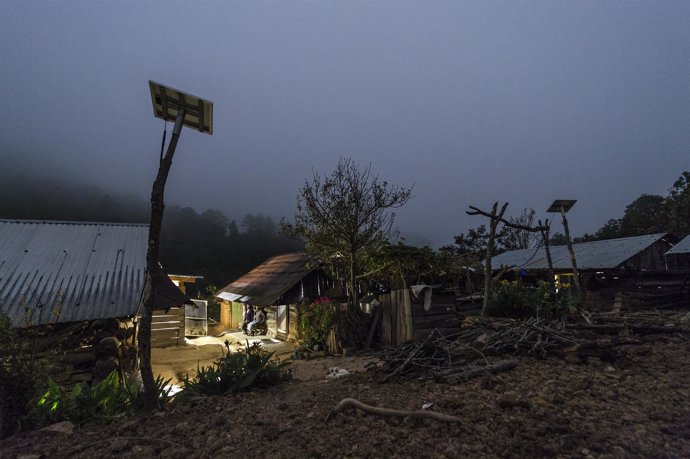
[{"left": 1, "top": 1, "right": 689, "bottom": 247}]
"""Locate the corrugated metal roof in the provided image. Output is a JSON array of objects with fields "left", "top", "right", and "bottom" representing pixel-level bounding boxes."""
[
  {"left": 665, "top": 235, "right": 690, "bottom": 255},
  {"left": 0, "top": 219, "right": 148, "bottom": 326},
  {"left": 491, "top": 233, "right": 669, "bottom": 271},
  {"left": 216, "top": 253, "right": 312, "bottom": 306}
]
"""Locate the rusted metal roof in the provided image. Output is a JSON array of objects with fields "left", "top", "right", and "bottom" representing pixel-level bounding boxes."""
[
  {"left": 216, "top": 252, "right": 312, "bottom": 306},
  {"left": 491, "top": 233, "right": 671, "bottom": 271},
  {"left": 0, "top": 219, "right": 183, "bottom": 327},
  {"left": 665, "top": 235, "right": 690, "bottom": 255}
]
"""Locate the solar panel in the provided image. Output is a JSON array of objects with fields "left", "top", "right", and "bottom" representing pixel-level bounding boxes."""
[
  {"left": 547, "top": 199, "right": 577, "bottom": 213},
  {"left": 149, "top": 80, "right": 213, "bottom": 134}
]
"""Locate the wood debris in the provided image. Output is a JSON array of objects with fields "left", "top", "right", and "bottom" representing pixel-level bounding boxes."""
[{"left": 376, "top": 311, "right": 689, "bottom": 382}]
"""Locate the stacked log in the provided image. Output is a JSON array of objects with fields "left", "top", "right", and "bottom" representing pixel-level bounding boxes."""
[{"left": 47, "top": 319, "right": 136, "bottom": 388}]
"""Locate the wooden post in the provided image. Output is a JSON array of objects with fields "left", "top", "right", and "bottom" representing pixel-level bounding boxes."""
[
  {"left": 481, "top": 202, "right": 508, "bottom": 317},
  {"left": 139, "top": 108, "right": 186, "bottom": 409},
  {"left": 466, "top": 203, "right": 546, "bottom": 316},
  {"left": 538, "top": 219, "right": 557, "bottom": 297},
  {"left": 560, "top": 206, "right": 583, "bottom": 311}
]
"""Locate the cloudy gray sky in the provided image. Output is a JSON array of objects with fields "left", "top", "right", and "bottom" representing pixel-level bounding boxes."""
[{"left": 2, "top": 1, "right": 689, "bottom": 247}]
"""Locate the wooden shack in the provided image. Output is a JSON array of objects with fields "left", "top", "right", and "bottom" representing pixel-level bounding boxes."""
[
  {"left": 151, "top": 274, "right": 204, "bottom": 346},
  {"left": 377, "top": 288, "right": 478, "bottom": 344},
  {"left": 491, "top": 233, "right": 677, "bottom": 309},
  {"left": 216, "top": 252, "right": 335, "bottom": 341},
  {"left": 0, "top": 219, "right": 191, "bottom": 386},
  {"left": 665, "top": 235, "right": 690, "bottom": 271}
]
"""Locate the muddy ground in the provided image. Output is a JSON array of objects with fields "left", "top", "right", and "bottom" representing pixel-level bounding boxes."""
[{"left": 2, "top": 332, "right": 690, "bottom": 458}]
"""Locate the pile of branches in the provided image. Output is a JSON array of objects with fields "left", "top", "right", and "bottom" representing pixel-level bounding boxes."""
[
  {"left": 452, "top": 317, "right": 581, "bottom": 358},
  {"left": 377, "top": 312, "right": 689, "bottom": 383}
]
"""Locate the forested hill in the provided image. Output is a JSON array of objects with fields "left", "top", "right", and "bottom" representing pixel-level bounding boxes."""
[{"left": 0, "top": 170, "right": 303, "bottom": 291}]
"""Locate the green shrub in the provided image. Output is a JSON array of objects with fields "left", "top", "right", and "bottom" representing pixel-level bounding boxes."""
[
  {"left": 35, "top": 371, "right": 173, "bottom": 425},
  {"left": 0, "top": 313, "right": 54, "bottom": 438},
  {"left": 122, "top": 373, "right": 174, "bottom": 412},
  {"left": 36, "top": 372, "right": 127, "bottom": 425},
  {"left": 297, "top": 297, "right": 335, "bottom": 349},
  {"left": 488, "top": 281, "right": 573, "bottom": 319},
  {"left": 181, "top": 342, "right": 291, "bottom": 397}
]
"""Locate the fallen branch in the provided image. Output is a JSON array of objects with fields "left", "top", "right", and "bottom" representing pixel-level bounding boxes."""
[{"left": 325, "top": 398, "right": 464, "bottom": 424}]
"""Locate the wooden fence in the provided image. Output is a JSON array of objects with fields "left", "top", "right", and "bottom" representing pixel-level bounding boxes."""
[
  {"left": 151, "top": 306, "right": 184, "bottom": 347},
  {"left": 379, "top": 289, "right": 481, "bottom": 344}
]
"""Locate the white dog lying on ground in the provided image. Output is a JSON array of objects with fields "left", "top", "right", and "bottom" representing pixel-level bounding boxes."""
[{"left": 326, "top": 367, "right": 350, "bottom": 379}]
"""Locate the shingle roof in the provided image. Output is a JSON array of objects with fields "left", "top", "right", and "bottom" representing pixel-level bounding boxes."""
[
  {"left": 491, "top": 233, "right": 670, "bottom": 271},
  {"left": 216, "top": 253, "right": 312, "bottom": 306},
  {"left": 0, "top": 219, "right": 187, "bottom": 327},
  {"left": 665, "top": 235, "right": 690, "bottom": 255}
]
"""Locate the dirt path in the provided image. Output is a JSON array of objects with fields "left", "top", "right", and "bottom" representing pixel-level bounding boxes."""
[{"left": 3, "top": 336, "right": 690, "bottom": 458}]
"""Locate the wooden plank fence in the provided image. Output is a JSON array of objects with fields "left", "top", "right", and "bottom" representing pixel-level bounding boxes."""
[
  {"left": 151, "top": 306, "right": 184, "bottom": 347},
  {"left": 380, "top": 289, "right": 481, "bottom": 344}
]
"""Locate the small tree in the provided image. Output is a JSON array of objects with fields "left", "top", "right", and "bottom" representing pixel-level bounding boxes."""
[
  {"left": 282, "top": 158, "right": 412, "bottom": 310},
  {"left": 366, "top": 242, "right": 436, "bottom": 290},
  {"left": 666, "top": 171, "right": 690, "bottom": 237}
]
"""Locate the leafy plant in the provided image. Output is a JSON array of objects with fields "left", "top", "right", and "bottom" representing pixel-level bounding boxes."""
[
  {"left": 488, "top": 281, "right": 573, "bottom": 319},
  {"left": 36, "top": 371, "right": 127, "bottom": 425},
  {"left": 0, "top": 313, "right": 55, "bottom": 438},
  {"left": 181, "top": 342, "right": 291, "bottom": 397},
  {"left": 123, "top": 372, "right": 174, "bottom": 411},
  {"left": 35, "top": 371, "right": 173, "bottom": 426},
  {"left": 297, "top": 297, "right": 335, "bottom": 349}
]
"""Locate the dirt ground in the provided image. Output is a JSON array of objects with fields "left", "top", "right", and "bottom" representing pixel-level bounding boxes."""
[{"left": 2, "top": 330, "right": 690, "bottom": 458}]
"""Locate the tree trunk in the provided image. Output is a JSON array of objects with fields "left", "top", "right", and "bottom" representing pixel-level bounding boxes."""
[
  {"left": 349, "top": 250, "right": 358, "bottom": 312},
  {"left": 539, "top": 219, "right": 557, "bottom": 298},
  {"left": 139, "top": 110, "right": 185, "bottom": 409},
  {"left": 481, "top": 202, "right": 508, "bottom": 316}
]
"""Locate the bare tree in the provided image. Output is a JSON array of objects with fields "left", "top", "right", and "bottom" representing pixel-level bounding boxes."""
[
  {"left": 499, "top": 208, "right": 539, "bottom": 250},
  {"left": 466, "top": 203, "right": 550, "bottom": 316},
  {"left": 282, "top": 158, "right": 412, "bottom": 310}
]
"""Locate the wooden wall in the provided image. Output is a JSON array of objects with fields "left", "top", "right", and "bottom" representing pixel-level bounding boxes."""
[
  {"left": 410, "top": 291, "right": 463, "bottom": 341},
  {"left": 266, "top": 304, "right": 299, "bottom": 341},
  {"left": 380, "top": 289, "right": 471, "bottom": 344},
  {"left": 151, "top": 306, "right": 184, "bottom": 347},
  {"left": 667, "top": 254, "right": 690, "bottom": 272},
  {"left": 621, "top": 239, "right": 674, "bottom": 271},
  {"left": 380, "top": 289, "right": 413, "bottom": 346},
  {"left": 218, "top": 300, "right": 244, "bottom": 331}
]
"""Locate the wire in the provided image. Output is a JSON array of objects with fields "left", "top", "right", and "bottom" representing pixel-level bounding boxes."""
[
  {"left": 519, "top": 235, "right": 544, "bottom": 268},
  {"left": 516, "top": 215, "right": 555, "bottom": 269}
]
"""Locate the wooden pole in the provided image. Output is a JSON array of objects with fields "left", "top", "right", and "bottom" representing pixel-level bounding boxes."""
[
  {"left": 560, "top": 207, "right": 582, "bottom": 311},
  {"left": 466, "top": 202, "right": 544, "bottom": 315},
  {"left": 538, "top": 219, "right": 557, "bottom": 297},
  {"left": 480, "top": 202, "right": 508, "bottom": 316},
  {"left": 139, "top": 107, "right": 186, "bottom": 409}
]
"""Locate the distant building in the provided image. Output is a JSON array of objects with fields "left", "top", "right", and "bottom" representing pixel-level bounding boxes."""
[
  {"left": 492, "top": 233, "right": 674, "bottom": 273},
  {"left": 665, "top": 235, "right": 690, "bottom": 271},
  {"left": 490, "top": 233, "right": 680, "bottom": 309},
  {"left": 216, "top": 252, "right": 335, "bottom": 341}
]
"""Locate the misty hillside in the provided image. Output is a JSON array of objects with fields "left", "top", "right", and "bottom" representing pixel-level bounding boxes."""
[{"left": 0, "top": 164, "right": 302, "bottom": 289}]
